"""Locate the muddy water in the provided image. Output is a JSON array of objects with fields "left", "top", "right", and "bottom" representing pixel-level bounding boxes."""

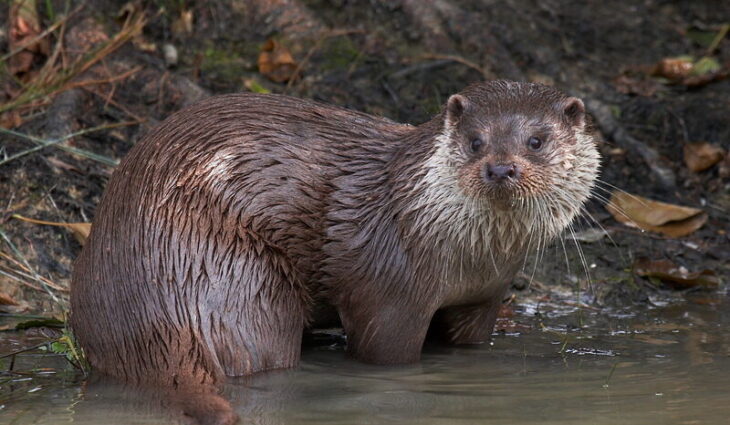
[{"left": 1, "top": 293, "right": 728, "bottom": 425}]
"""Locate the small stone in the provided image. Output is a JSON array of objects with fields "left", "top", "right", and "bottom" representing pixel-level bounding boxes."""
[{"left": 163, "top": 43, "right": 178, "bottom": 68}]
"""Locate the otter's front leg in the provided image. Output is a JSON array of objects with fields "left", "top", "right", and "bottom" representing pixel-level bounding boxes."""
[
  {"left": 435, "top": 299, "right": 505, "bottom": 345},
  {"left": 339, "top": 302, "right": 434, "bottom": 364}
]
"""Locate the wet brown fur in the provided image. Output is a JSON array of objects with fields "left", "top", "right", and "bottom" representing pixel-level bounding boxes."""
[{"left": 70, "top": 81, "right": 599, "bottom": 394}]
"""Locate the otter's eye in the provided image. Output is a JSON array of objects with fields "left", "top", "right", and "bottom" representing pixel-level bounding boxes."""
[
  {"left": 470, "top": 138, "right": 482, "bottom": 153},
  {"left": 527, "top": 136, "right": 543, "bottom": 151}
]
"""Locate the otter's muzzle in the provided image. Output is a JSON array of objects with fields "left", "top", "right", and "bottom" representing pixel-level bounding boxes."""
[{"left": 484, "top": 162, "right": 521, "bottom": 183}]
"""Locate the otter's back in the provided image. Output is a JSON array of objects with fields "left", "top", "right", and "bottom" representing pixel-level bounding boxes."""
[{"left": 69, "top": 93, "right": 410, "bottom": 384}]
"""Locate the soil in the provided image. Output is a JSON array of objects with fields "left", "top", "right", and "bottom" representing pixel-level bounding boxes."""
[{"left": 0, "top": 0, "right": 728, "bottom": 318}]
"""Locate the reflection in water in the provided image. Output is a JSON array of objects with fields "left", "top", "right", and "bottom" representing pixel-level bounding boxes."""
[{"left": 2, "top": 295, "right": 729, "bottom": 425}]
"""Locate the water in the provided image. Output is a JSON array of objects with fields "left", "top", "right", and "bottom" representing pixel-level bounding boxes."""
[{"left": 2, "top": 293, "right": 729, "bottom": 425}]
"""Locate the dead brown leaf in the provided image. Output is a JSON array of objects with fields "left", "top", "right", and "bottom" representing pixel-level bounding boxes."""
[
  {"left": 605, "top": 191, "right": 707, "bottom": 238},
  {"left": 12, "top": 214, "right": 91, "bottom": 245},
  {"left": 171, "top": 9, "right": 194, "bottom": 37},
  {"left": 633, "top": 257, "right": 721, "bottom": 289},
  {"left": 683, "top": 142, "right": 726, "bottom": 172},
  {"left": 0, "top": 110, "right": 24, "bottom": 129},
  {"left": 258, "top": 39, "right": 298, "bottom": 83},
  {"left": 0, "top": 291, "right": 20, "bottom": 306},
  {"left": 46, "top": 156, "right": 81, "bottom": 173},
  {"left": 494, "top": 317, "right": 532, "bottom": 333},
  {"left": 652, "top": 57, "right": 695, "bottom": 80},
  {"left": 649, "top": 56, "right": 729, "bottom": 87},
  {"left": 681, "top": 68, "right": 730, "bottom": 87},
  {"left": 719, "top": 153, "right": 730, "bottom": 179},
  {"left": 8, "top": 0, "right": 50, "bottom": 77}
]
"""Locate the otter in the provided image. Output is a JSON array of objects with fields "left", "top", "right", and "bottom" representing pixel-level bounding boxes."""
[{"left": 71, "top": 81, "right": 599, "bottom": 391}]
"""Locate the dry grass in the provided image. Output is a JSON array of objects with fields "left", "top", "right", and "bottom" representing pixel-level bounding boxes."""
[
  {"left": 0, "top": 4, "right": 148, "bottom": 313},
  {"left": 0, "top": 6, "right": 146, "bottom": 117}
]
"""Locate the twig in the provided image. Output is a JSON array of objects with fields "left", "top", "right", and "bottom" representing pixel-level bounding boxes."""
[
  {"left": 63, "top": 65, "right": 143, "bottom": 91},
  {"left": 0, "top": 341, "right": 52, "bottom": 360},
  {"left": 706, "top": 24, "right": 729, "bottom": 56},
  {"left": 0, "top": 227, "right": 63, "bottom": 307},
  {"left": 82, "top": 87, "right": 144, "bottom": 122},
  {"left": 0, "top": 252, "right": 67, "bottom": 292},
  {"left": 0, "top": 266, "right": 44, "bottom": 292},
  {"left": 71, "top": 12, "right": 147, "bottom": 79}
]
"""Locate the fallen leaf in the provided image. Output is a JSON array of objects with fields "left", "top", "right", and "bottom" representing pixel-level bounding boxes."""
[
  {"left": 12, "top": 214, "right": 91, "bottom": 245},
  {"left": 681, "top": 68, "right": 730, "bottom": 88},
  {"left": 16, "top": 317, "right": 65, "bottom": 330},
  {"left": 0, "top": 110, "right": 24, "bottom": 129},
  {"left": 650, "top": 55, "right": 729, "bottom": 87},
  {"left": 0, "top": 291, "right": 20, "bottom": 306},
  {"left": 8, "top": 0, "right": 50, "bottom": 77},
  {"left": 46, "top": 157, "right": 81, "bottom": 173},
  {"left": 719, "top": 154, "right": 730, "bottom": 179},
  {"left": 683, "top": 142, "right": 726, "bottom": 172},
  {"left": 495, "top": 305, "right": 532, "bottom": 333},
  {"left": 633, "top": 257, "right": 721, "bottom": 289},
  {"left": 690, "top": 56, "right": 721, "bottom": 76},
  {"left": 258, "top": 39, "right": 298, "bottom": 83},
  {"left": 0, "top": 290, "right": 30, "bottom": 314},
  {"left": 652, "top": 56, "right": 694, "bottom": 80},
  {"left": 171, "top": 9, "right": 194, "bottom": 37},
  {"left": 605, "top": 191, "right": 707, "bottom": 238},
  {"left": 494, "top": 317, "right": 531, "bottom": 334},
  {"left": 133, "top": 36, "right": 157, "bottom": 52}
]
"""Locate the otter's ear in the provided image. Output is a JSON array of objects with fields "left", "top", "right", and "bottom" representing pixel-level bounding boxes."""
[
  {"left": 445, "top": 94, "right": 468, "bottom": 127},
  {"left": 561, "top": 97, "right": 585, "bottom": 128}
]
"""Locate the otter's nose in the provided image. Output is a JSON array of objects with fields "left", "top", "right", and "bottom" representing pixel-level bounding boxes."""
[{"left": 485, "top": 163, "right": 520, "bottom": 183}]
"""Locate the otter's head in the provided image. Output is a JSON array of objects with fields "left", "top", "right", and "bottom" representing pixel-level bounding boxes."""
[{"left": 431, "top": 81, "right": 600, "bottom": 240}]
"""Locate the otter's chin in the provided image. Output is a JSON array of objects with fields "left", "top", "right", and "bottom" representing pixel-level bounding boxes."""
[
  {"left": 460, "top": 177, "right": 526, "bottom": 211},
  {"left": 482, "top": 188, "right": 522, "bottom": 211}
]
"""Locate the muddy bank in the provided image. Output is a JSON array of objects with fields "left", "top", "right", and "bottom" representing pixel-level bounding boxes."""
[{"left": 0, "top": 0, "right": 727, "bottom": 318}]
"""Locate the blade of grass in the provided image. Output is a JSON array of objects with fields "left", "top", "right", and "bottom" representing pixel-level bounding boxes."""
[
  {"left": 0, "top": 120, "right": 138, "bottom": 167},
  {"left": 0, "top": 251, "right": 67, "bottom": 292},
  {"left": 0, "top": 226, "right": 64, "bottom": 308},
  {"left": 0, "top": 266, "right": 45, "bottom": 292}
]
